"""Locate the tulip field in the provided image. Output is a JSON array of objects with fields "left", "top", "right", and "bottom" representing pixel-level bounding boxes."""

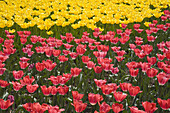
[{"left": 0, "top": 0, "right": 170, "bottom": 113}]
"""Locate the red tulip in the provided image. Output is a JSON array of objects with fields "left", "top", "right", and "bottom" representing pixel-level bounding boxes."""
[
  {"left": 163, "top": 65, "right": 170, "bottom": 74},
  {"left": 157, "top": 42, "right": 165, "bottom": 50},
  {"left": 0, "top": 80, "right": 10, "bottom": 88},
  {"left": 129, "top": 106, "right": 146, "bottom": 113},
  {"left": 101, "top": 83, "right": 118, "bottom": 95},
  {"left": 0, "top": 68, "right": 6, "bottom": 75},
  {"left": 71, "top": 68, "right": 82, "bottom": 77},
  {"left": 129, "top": 44, "right": 136, "bottom": 50},
  {"left": 35, "top": 62, "right": 45, "bottom": 72},
  {"left": 87, "top": 61, "right": 96, "bottom": 69},
  {"left": 157, "top": 98, "right": 170, "bottom": 110},
  {"left": 12, "top": 81, "right": 23, "bottom": 91},
  {"left": 41, "top": 85, "right": 52, "bottom": 96},
  {"left": 157, "top": 54, "right": 165, "bottom": 61},
  {"left": 157, "top": 62, "right": 166, "bottom": 69},
  {"left": 81, "top": 56, "right": 91, "bottom": 64},
  {"left": 72, "top": 91, "right": 84, "bottom": 100},
  {"left": 115, "top": 56, "right": 125, "bottom": 62},
  {"left": 63, "top": 50, "right": 70, "bottom": 56},
  {"left": 88, "top": 44, "right": 96, "bottom": 50},
  {"left": 19, "top": 61, "right": 29, "bottom": 69},
  {"left": 99, "top": 102, "right": 111, "bottom": 113},
  {"left": 57, "top": 85, "right": 69, "bottom": 95},
  {"left": 128, "top": 86, "right": 142, "bottom": 96},
  {"left": 110, "top": 37, "right": 119, "bottom": 44},
  {"left": 141, "top": 44, "right": 153, "bottom": 55},
  {"left": 129, "top": 69, "right": 139, "bottom": 77},
  {"left": 51, "top": 86, "right": 58, "bottom": 95},
  {"left": 23, "top": 103, "right": 33, "bottom": 112},
  {"left": 20, "top": 38, "right": 27, "bottom": 44},
  {"left": 126, "top": 61, "right": 140, "bottom": 69},
  {"left": 93, "top": 66, "right": 103, "bottom": 74},
  {"left": 140, "top": 62, "right": 151, "bottom": 72},
  {"left": 20, "top": 75, "right": 35, "bottom": 86},
  {"left": 58, "top": 55, "right": 68, "bottom": 62},
  {"left": 0, "top": 63, "right": 5, "bottom": 68},
  {"left": 94, "top": 79, "right": 107, "bottom": 88},
  {"left": 20, "top": 57, "right": 30, "bottom": 62},
  {"left": 0, "top": 37, "right": 4, "bottom": 44},
  {"left": 134, "top": 24, "right": 140, "bottom": 30},
  {"left": 26, "top": 84, "right": 39, "bottom": 93},
  {"left": 0, "top": 99, "right": 14, "bottom": 110},
  {"left": 13, "top": 70, "right": 24, "bottom": 80},
  {"left": 64, "top": 43, "right": 73, "bottom": 50},
  {"left": 119, "top": 36, "right": 129, "bottom": 44},
  {"left": 113, "top": 92, "right": 127, "bottom": 102},
  {"left": 120, "top": 83, "right": 132, "bottom": 92},
  {"left": 93, "top": 51, "right": 107, "bottom": 58},
  {"left": 101, "top": 63, "right": 114, "bottom": 72},
  {"left": 53, "top": 49, "right": 61, "bottom": 57},
  {"left": 76, "top": 44, "right": 86, "bottom": 55},
  {"left": 97, "top": 45, "right": 109, "bottom": 52},
  {"left": 146, "top": 56, "right": 157, "bottom": 65},
  {"left": 156, "top": 72, "right": 169, "bottom": 85},
  {"left": 43, "top": 60, "right": 56, "bottom": 71},
  {"left": 48, "top": 105, "right": 65, "bottom": 113},
  {"left": 74, "top": 39, "right": 81, "bottom": 44},
  {"left": 112, "top": 103, "right": 124, "bottom": 113},
  {"left": 88, "top": 93, "right": 103, "bottom": 105},
  {"left": 146, "top": 68, "right": 158, "bottom": 78},
  {"left": 65, "top": 33, "right": 74, "bottom": 43},
  {"left": 71, "top": 100, "right": 87, "bottom": 112},
  {"left": 69, "top": 52, "right": 78, "bottom": 59},
  {"left": 142, "top": 101, "right": 158, "bottom": 113},
  {"left": 111, "top": 67, "right": 119, "bottom": 74}
]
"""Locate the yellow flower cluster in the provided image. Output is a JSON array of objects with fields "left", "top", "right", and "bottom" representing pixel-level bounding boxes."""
[{"left": 0, "top": 0, "right": 169, "bottom": 30}]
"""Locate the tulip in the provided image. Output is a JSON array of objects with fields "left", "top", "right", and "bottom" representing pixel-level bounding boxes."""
[
  {"left": 157, "top": 98, "right": 170, "bottom": 110},
  {"left": 88, "top": 93, "right": 103, "bottom": 105},
  {"left": 99, "top": 102, "right": 111, "bottom": 113},
  {"left": 128, "top": 86, "right": 142, "bottom": 96},
  {"left": 26, "top": 84, "right": 39, "bottom": 93},
  {"left": 71, "top": 100, "right": 87, "bottom": 112},
  {"left": 41, "top": 85, "right": 52, "bottom": 96},
  {"left": 142, "top": 101, "right": 158, "bottom": 113},
  {"left": 0, "top": 99, "right": 14, "bottom": 110},
  {"left": 71, "top": 68, "right": 82, "bottom": 77},
  {"left": 12, "top": 81, "right": 23, "bottom": 91},
  {"left": 112, "top": 103, "right": 124, "bottom": 113},
  {"left": 72, "top": 91, "right": 84, "bottom": 100},
  {"left": 20, "top": 75, "right": 35, "bottom": 86},
  {"left": 0, "top": 80, "right": 10, "bottom": 88},
  {"left": 13, "top": 70, "right": 24, "bottom": 80},
  {"left": 113, "top": 92, "right": 127, "bottom": 102}
]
